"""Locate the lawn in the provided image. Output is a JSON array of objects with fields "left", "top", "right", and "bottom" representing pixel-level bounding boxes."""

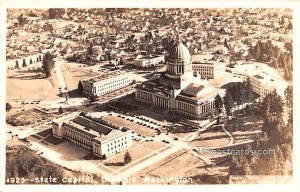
[
  {"left": 168, "top": 124, "right": 198, "bottom": 138},
  {"left": 226, "top": 114, "right": 263, "bottom": 143},
  {"left": 61, "top": 62, "right": 101, "bottom": 92},
  {"left": 103, "top": 143, "right": 154, "bottom": 170},
  {"left": 147, "top": 151, "right": 206, "bottom": 178},
  {"left": 132, "top": 149, "right": 206, "bottom": 184},
  {"left": 189, "top": 125, "right": 230, "bottom": 147},
  {"left": 141, "top": 141, "right": 166, "bottom": 151},
  {"left": 6, "top": 69, "right": 59, "bottom": 101}
]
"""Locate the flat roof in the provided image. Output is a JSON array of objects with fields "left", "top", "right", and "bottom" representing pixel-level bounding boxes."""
[
  {"left": 83, "top": 71, "right": 130, "bottom": 84},
  {"left": 192, "top": 62, "right": 225, "bottom": 66}
]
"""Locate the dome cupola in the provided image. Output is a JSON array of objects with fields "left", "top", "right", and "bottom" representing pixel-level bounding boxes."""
[{"left": 166, "top": 36, "right": 192, "bottom": 77}]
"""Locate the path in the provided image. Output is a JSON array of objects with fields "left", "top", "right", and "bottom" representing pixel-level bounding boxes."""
[
  {"left": 221, "top": 124, "right": 234, "bottom": 145},
  {"left": 54, "top": 60, "right": 68, "bottom": 95}
]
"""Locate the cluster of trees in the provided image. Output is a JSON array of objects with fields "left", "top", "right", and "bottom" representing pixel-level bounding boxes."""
[
  {"left": 15, "top": 56, "right": 43, "bottom": 69},
  {"left": 248, "top": 40, "right": 292, "bottom": 80},
  {"left": 229, "top": 91, "right": 292, "bottom": 176},
  {"left": 257, "top": 90, "right": 284, "bottom": 122},
  {"left": 229, "top": 119, "right": 292, "bottom": 176},
  {"left": 6, "top": 147, "right": 64, "bottom": 183},
  {"left": 7, "top": 118, "right": 33, "bottom": 126},
  {"left": 17, "top": 14, "right": 27, "bottom": 26},
  {"left": 284, "top": 85, "right": 293, "bottom": 111},
  {"left": 42, "top": 52, "right": 55, "bottom": 78},
  {"left": 214, "top": 78, "right": 255, "bottom": 121},
  {"left": 48, "top": 8, "right": 65, "bottom": 19},
  {"left": 86, "top": 43, "right": 94, "bottom": 60}
]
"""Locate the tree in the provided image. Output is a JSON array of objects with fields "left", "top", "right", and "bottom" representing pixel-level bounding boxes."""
[
  {"left": 86, "top": 43, "right": 94, "bottom": 60},
  {"left": 42, "top": 52, "right": 55, "bottom": 78},
  {"left": 22, "top": 59, "right": 26, "bottom": 67},
  {"left": 119, "top": 56, "right": 124, "bottom": 65},
  {"left": 6, "top": 103, "right": 12, "bottom": 112},
  {"left": 58, "top": 106, "right": 64, "bottom": 114},
  {"left": 48, "top": 8, "right": 65, "bottom": 19},
  {"left": 78, "top": 81, "right": 83, "bottom": 94},
  {"left": 17, "top": 14, "right": 26, "bottom": 26},
  {"left": 224, "top": 91, "right": 234, "bottom": 116},
  {"left": 239, "top": 82, "right": 247, "bottom": 111},
  {"left": 224, "top": 38, "right": 230, "bottom": 50},
  {"left": 245, "top": 77, "right": 254, "bottom": 103},
  {"left": 124, "top": 151, "right": 132, "bottom": 164},
  {"left": 89, "top": 95, "right": 97, "bottom": 103},
  {"left": 284, "top": 85, "right": 292, "bottom": 110},
  {"left": 284, "top": 42, "right": 293, "bottom": 58},
  {"left": 214, "top": 94, "right": 223, "bottom": 124},
  {"left": 268, "top": 90, "right": 284, "bottom": 121},
  {"left": 253, "top": 41, "right": 262, "bottom": 61},
  {"left": 15, "top": 60, "right": 19, "bottom": 69}
]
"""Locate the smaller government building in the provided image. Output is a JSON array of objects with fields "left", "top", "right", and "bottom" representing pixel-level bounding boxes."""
[
  {"left": 52, "top": 113, "right": 132, "bottom": 157},
  {"left": 128, "top": 55, "right": 165, "bottom": 68},
  {"left": 192, "top": 62, "right": 226, "bottom": 79},
  {"left": 81, "top": 71, "right": 132, "bottom": 97},
  {"left": 231, "top": 63, "right": 288, "bottom": 98}
]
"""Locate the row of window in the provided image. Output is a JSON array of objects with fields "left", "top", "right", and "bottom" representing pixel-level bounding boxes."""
[
  {"left": 65, "top": 128, "right": 93, "bottom": 147},
  {"left": 96, "top": 77, "right": 131, "bottom": 88},
  {"left": 107, "top": 142, "right": 127, "bottom": 152},
  {"left": 178, "top": 102, "right": 196, "bottom": 113},
  {"left": 107, "top": 137, "right": 127, "bottom": 146},
  {"left": 192, "top": 66, "right": 213, "bottom": 69},
  {"left": 95, "top": 80, "right": 130, "bottom": 93}
]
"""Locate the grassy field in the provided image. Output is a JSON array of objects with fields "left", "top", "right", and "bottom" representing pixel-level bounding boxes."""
[
  {"left": 61, "top": 62, "right": 101, "bottom": 92},
  {"left": 132, "top": 149, "right": 206, "bottom": 184},
  {"left": 189, "top": 125, "right": 230, "bottom": 147},
  {"left": 7, "top": 108, "right": 58, "bottom": 126},
  {"left": 103, "top": 141, "right": 166, "bottom": 171},
  {"left": 6, "top": 69, "right": 59, "bottom": 101},
  {"left": 226, "top": 114, "right": 263, "bottom": 143}
]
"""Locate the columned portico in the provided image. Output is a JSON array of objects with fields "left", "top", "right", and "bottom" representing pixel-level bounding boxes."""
[{"left": 153, "top": 95, "right": 170, "bottom": 109}]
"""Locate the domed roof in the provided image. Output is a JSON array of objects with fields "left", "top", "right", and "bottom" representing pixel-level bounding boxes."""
[{"left": 169, "top": 42, "right": 191, "bottom": 61}]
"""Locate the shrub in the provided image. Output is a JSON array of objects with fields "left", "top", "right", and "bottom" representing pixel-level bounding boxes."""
[{"left": 124, "top": 151, "right": 132, "bottom": 164}]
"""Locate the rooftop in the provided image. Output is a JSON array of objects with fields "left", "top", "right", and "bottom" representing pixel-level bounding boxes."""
[
  {"left": 83, "top": 71, "right": 130, "bottom": 84},
  {"left": 64, "top": 114, "right": 128, "bottom": 143},
  {"left": 181, "top": 83, "right": 205, "bottom": 97}
]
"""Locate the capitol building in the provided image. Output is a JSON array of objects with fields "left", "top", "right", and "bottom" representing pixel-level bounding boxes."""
[{"left": 135, "top": 40, "right": 225, "bottom": 118}]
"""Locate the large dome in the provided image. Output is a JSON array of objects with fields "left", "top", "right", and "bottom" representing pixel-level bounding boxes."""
[
  {"left": 168, "top": 42, "right": 191, "bottom": 61},
  {"left": 166, "top": 41, "right": 193, "bottom": 79}
]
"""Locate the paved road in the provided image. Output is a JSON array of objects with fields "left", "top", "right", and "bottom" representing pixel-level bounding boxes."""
[{"left": 54, "top": 60, "right": 68, "bottom": 94}]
